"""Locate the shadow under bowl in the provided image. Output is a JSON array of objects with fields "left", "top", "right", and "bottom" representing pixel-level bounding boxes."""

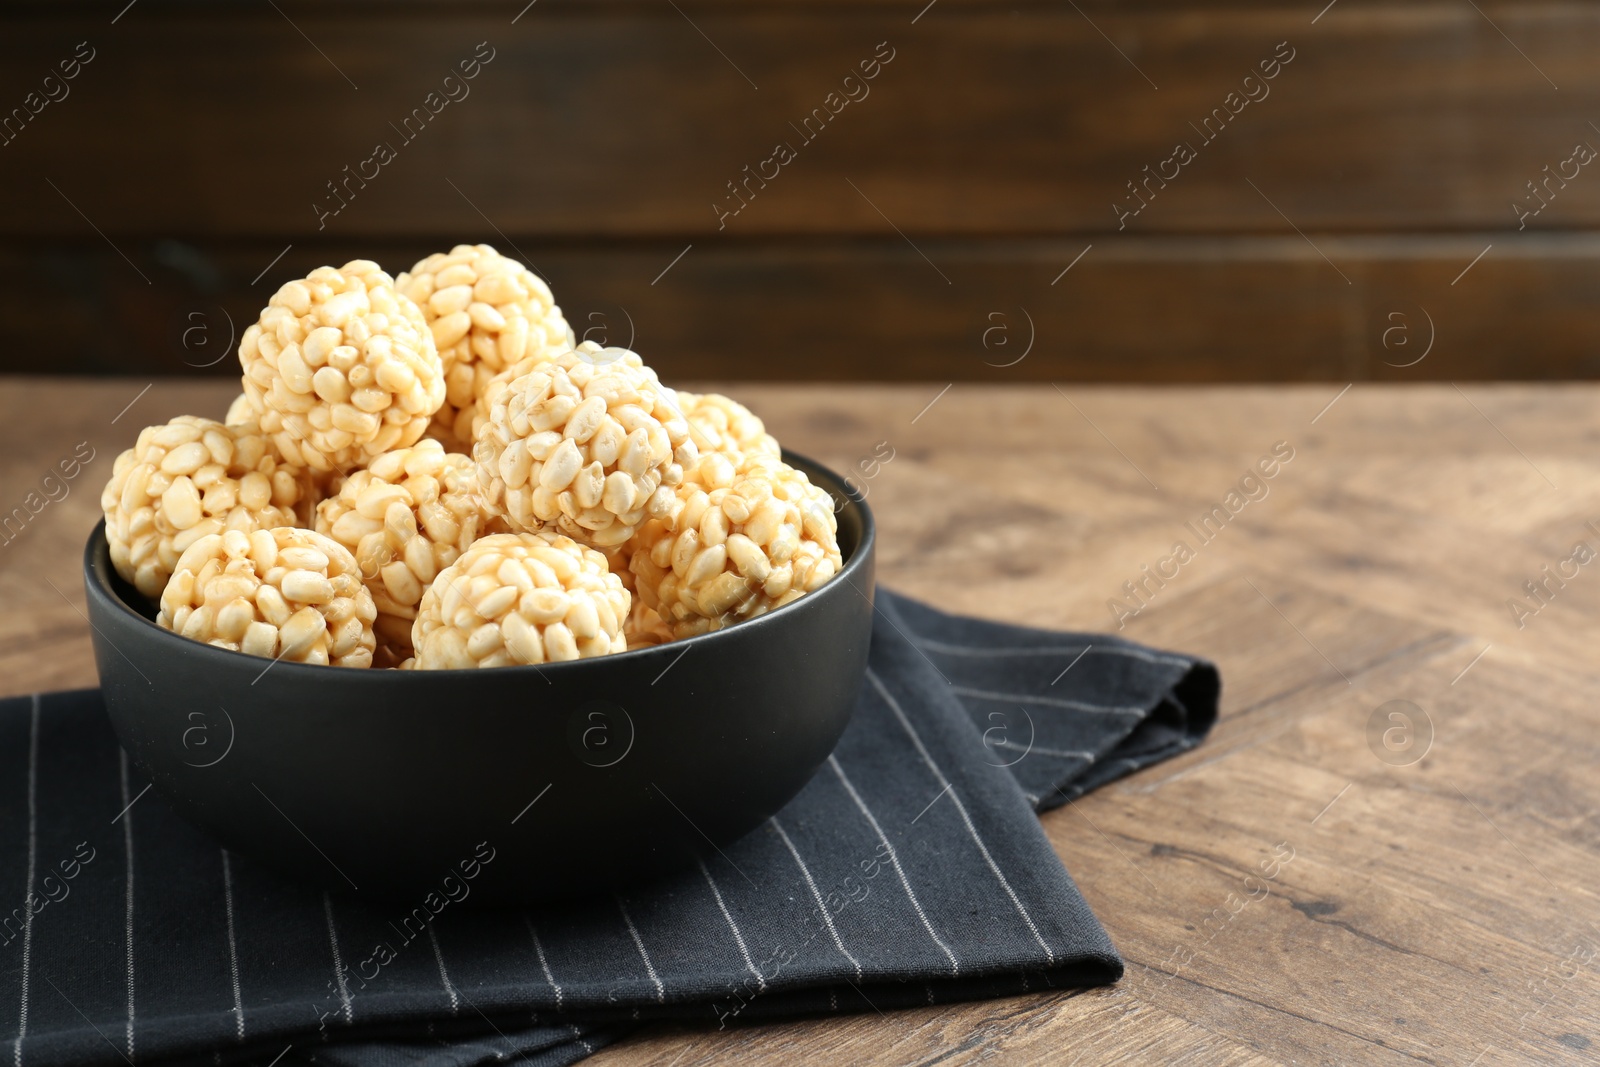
[{"left": 84, "top": 451, "right": 874, "bottom": 906}]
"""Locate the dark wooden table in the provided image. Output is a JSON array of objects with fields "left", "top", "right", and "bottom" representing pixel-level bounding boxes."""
[{"left": 3, "top": 378, "right": 1596, "bottom": 1065}]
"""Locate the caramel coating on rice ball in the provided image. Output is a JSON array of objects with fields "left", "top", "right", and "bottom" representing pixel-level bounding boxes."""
[
  {"left": 623, "top": 600, "right": 675, "bottom": 650},
  {"left": 157, "top": 527, "right": 377, "bottom": 668},
  {"left": 396, "top": 245, "right": 573, "bottom": 447},
  {"left": 630, "top": 453, "right": 842, "bottom": 638},
  {"left": 600, "top": 541, "right": 637, "bottom": 596},
  {"left": 314, "top": 440, "right": 504, "bottom": 656},
  {"left": 473, "top": 345, "right": 697, "bottom": 549},
  {"left": 674, "top": 391, "right": 781, "bottom": 461},
  {"left": 238, "top": 260, "right": 445, "bottom": 473},
  {"left": 101, "top": 416, "right": 311, "bottom": 601},
  {"left": 411, "top": 532, "right": 630, "bottom": 669}
]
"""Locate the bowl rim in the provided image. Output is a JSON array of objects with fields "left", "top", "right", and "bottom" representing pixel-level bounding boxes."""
[{"left": 84, "top": 448, "right": 875, "bottom": 680}]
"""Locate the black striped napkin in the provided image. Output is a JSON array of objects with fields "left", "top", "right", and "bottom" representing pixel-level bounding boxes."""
[{"left": 0, "top": 590, "right": 1217, "bottom": 1067}]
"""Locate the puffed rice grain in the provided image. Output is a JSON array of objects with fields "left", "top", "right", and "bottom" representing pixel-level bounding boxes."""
[
  {"left": 224, "top": 393, "right": 254, "bottom": 427},
  {"left": 156, "top": 527, "right": 377, "bottom": 667},
  {"left": 622, "top": 600, "right": 675, "bottom": 650},
  {"left": 629, "top": 452, "right": 841, "bottom": 638},
  {"left": 314, "top": 440, "right": 505, "bottom": 657},
  {"left": 396, "top": 245, "right": 574, "bottom": 449},
  {"left": 410, "top": 532, "right": 630, "bottom": 668},
  {"left": 673, "top": 391, "right": 781, "bottom": 461},
  {"left": 237, "top": 260, "right": 445, "bottom": 473},
  {"left": 101, "top": 416, "right": 312, "bottom": 600},
  {"left": 472, "top": 344, "right": 697, "bottom": 549}
]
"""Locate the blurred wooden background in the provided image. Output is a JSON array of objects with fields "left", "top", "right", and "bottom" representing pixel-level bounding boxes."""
[{"left": 2, "top": 0, "right": 1598, "bottom": 381}]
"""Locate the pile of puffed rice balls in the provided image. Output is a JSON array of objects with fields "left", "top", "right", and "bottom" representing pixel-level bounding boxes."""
[{"left": 100, "top": 249, "right": 843, "bottom": 670}]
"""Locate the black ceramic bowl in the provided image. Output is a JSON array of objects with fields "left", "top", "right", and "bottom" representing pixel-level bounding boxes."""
[{"left": 84, "top": 451, "right": 873, "bottom": 905}]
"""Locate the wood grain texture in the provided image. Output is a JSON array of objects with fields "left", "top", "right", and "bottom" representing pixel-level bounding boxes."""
[
  {"left": 5, "top": 233, "right": 1598, "bottom": 381},
  {"left": 5, "top": 378, "right": 1598, "bottom": 1064},
  {"left": 3, "top": 0, "right": 1600, "bottom": 379},
  {"left": 2, "top": 1, "right": 1597, "bottom": 236}
]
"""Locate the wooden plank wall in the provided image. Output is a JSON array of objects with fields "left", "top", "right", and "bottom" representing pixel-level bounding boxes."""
[{"left": 2, "top": 0, "right": 1598, "bottom": 381}]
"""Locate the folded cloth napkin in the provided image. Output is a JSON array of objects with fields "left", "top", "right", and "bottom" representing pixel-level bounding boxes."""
[{"left": 0, "top": 590, "right": 1217, "bottom": 1067}]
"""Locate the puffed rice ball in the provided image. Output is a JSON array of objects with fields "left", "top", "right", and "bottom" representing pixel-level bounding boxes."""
[
  {"left": 630, "top": 453, "right": 842, "bottom": 638},
  {"left": 462, "top": 342, "right": 640, "bottom": 449},
  {"left": 473, "top": 344, "right": 697, "bottom": 549},
  {"left": 396, "top": 245, "right": 573, "bottom": 448},
  {"left": 674, "top": 392, "right": 781, "bottom": 461},
  {"left": 314, "top": 440, "right": 503, "bottom": 656},
  {"left": 157, "top": 527, "right": 377, "bottom": 668},
  {"left": 238, "top": 260, "right": 445, "bottom": 473},
  {"left": 234, "top": 385, "right": 350, "bottom": 505},
  {"left": 411, "top": 532, "right": 630, "bottom": 668},
  {"left": 102, "top": 416, "right": 311, "bottom": 600}
]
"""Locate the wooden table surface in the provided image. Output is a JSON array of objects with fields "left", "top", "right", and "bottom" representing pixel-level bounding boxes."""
[{"left": 3, "top": 378, "right": 1597, "bottom": 1066}]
